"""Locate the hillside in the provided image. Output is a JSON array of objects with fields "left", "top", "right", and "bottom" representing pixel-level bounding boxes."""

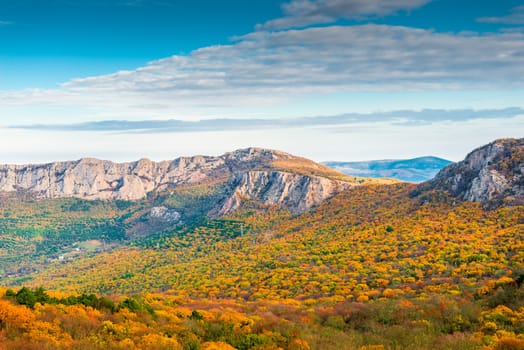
[
  {"left": 18, "top": 183, "right": 523, "bottom": 298},
  {"left": 324, "top": 156, "right": 452, "bottom": 182},
  {"left": 3, "top": 183, "right": 523, "bottom": 349}
]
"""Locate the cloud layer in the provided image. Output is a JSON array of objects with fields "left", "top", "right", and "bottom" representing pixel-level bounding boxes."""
[
  {"left": 46, "top": 25, "right": 524, "bottom": 94},
  {"left": 259, "top": 0, "right": 431, "bottom": 30},
  {"left": 17, "top": 24, "right": 524, "bottom": 102},
  {"left": 478, "top": 6, "right": 524, "bottom": 25},
  {"left": 11, "top": 108, "right": 523, "bottom": 133},
  {"left": 3, "top": 24, "right": 521, "bottom": 112}
]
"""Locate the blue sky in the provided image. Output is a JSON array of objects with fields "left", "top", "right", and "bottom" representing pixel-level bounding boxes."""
[
  {"left": 0, "top": 0, "right": 284, "bottom": 88},
  {"left": 0, "top": 0, "right": 523, "bottom": 163}
]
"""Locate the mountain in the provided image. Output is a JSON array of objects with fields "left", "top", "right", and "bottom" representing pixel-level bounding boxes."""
[
  {"left": 414, "top": 138, "right": 524, "bottom": 206},
  {"left": 0, "top": 148, "right": 393, "bottom": 287},
  {"left": 1, "top": 140, "right": 523, "bottom": 349},
  {"left": 323, "top": 156, "right": 452, "bottom": 182},
  {"left": 0, "top": 148, "right": 392, "bottom": 218}
]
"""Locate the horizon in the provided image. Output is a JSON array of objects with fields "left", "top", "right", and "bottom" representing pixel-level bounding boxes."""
[
  {"left": 0, "top": 148, "right": 455, "bottom": 166},
  {"left": 1, "top": 0, "right": 523, "bottom": 163},
  {"left": 4, "top": 138, "right": 519, "bottom": 166}
]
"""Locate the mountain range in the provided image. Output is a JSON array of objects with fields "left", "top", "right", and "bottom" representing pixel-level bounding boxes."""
[
  {"left": 0, "top": 147, "right": 393, "bottom": 218},
  {"left": 1, "top": 139, "right": 520, "bottom": 213}
]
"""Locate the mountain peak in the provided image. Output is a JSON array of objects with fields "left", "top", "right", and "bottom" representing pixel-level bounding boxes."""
[
  {"left": 415, "top": 138, "right": 523, "bottom": 206},
  {"left": 224, "top": 147, "right": 291, "bottom": 162}
]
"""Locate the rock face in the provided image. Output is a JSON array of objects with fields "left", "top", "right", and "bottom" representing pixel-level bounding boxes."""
[
  {"left": 0, "top": 156, "right": 224, "bottom": 201},
  {"left": 212, "top": 171, "right": 350, "bottom": 217},
  {"left": 0, "top": 148, "right": 355, "bottom": 215},
  {"left": 416, "top": 138, "right": 524, "bottom": 206}
]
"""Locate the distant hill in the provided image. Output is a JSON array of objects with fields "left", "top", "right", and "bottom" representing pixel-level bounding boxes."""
[{"left": 323, "top": 156, "right": 453, "bottom": 183}]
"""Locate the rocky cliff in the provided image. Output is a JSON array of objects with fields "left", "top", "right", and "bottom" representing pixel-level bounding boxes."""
[
  {"left": 211, "top": 170, "right": 350, "bottom": 217},
  {"left": 0, "top": 148, "right": 361, "bottom": 215},
  {"left": 0, "top": 156, "right": 223, "bottom": 201},
  {"left": 415, "top": 138, "right": 523, "bottom": 206}
]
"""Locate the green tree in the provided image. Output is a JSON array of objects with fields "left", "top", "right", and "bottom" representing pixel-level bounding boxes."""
[{"left": 15, "top": 287, "right": 36, "bottom": 308}]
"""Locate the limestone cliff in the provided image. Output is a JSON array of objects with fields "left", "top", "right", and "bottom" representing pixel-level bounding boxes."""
[
  {"left": 0, "top": 156, "right": 225, "bottom": 200},
  {"left": 0, "top": 148, "right": 358, "bottom": 215},
  {"left": 211, "top": 171, "right": 351, "bottom": 217}
]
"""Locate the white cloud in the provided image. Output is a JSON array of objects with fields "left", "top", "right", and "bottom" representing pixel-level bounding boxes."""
[
  {"left": 478, "top": 6, "right": 524, "bottom": 25},
  {"left": 54, "top": 25, "right": 524, "bottom": 94},
  {"left": 1, "top": 115, "right": 522, "bottom": 164},
  {"left": 10, "top": 108, "right": 524, "bottom": 133},
  {"left": 1, "top": 24, "right": 523, "bottom": 124},
  {"left": 258, "top": 0, "right": 431, "bottom": 30}
]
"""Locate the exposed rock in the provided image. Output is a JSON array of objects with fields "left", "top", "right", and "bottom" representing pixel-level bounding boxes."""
[
  {"left": 0, "top": 152, "right": 231, "bottom": 201},
  {"left": 212, "top": 170, "right": 351, "bottom": 217},
  {"left": 415, "top": 138, "right": 523, "bottom": 206},
  {"left": 0, "top": 147, "right": 356, "bottom": 216},
  {"left": 150, "top": 206, "right": 181, "bottom": 223}
]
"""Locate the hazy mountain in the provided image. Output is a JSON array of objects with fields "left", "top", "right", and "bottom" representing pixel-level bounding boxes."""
[{"left": 323, "top": 156, "right": 453, "bottom": 183}]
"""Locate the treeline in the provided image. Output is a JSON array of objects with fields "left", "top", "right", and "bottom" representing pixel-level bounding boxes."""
[{"left": 4, "top": 286, "right": 148, "bottom": 314}]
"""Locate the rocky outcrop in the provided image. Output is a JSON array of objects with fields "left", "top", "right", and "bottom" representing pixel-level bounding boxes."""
[
  {"left": 150, "top": 206, "right": 181, "bottom": 223},
  {"left": 0, "top": 156, "right": 225, "bottom": 200},
  {"left": 0, "top": 147, "right": 355, "bottom": 215},
  {"left": 211, "top": 171, "right": 351, "bottom": 217},
  {"left": 415, "top": 138, "right": 523, "bottom": 206}
]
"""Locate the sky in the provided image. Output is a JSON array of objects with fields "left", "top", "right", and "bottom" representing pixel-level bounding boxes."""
[{"left": 0, "top": 0, "right": 523, "bottom": 164}]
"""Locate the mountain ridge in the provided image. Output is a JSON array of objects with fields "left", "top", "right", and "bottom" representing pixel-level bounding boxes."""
[{"left": 0, "top": 147, "right": 392, "bottom": 218}]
